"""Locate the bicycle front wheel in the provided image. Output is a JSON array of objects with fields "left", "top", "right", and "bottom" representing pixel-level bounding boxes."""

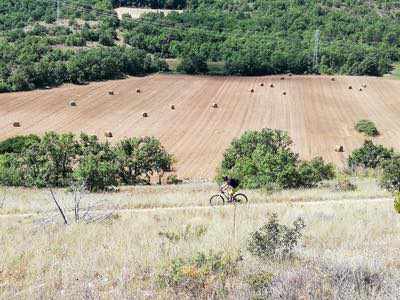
[
  {"left": 209, "top": 194, "right": 225, "bottom": 206},
  {"left": 233, "top": 193, "right": 248, "bottom": 204}
]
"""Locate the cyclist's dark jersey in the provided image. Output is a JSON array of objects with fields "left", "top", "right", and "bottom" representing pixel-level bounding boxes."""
[{"left": 228, "top": 178, "right": 239, "bottom": 188}]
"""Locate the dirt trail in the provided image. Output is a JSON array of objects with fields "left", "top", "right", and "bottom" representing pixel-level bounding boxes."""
[
  {"left": 1, "top": 74, "right": 400, "bottom": 179},
  {"left": 0, "top": 197, "right": 392, "bottom": 219}
]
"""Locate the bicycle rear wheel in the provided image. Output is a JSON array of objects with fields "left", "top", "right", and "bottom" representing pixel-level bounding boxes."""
[
  {"left": 233, "top": 193, "right": 248, "bottom": 204},
  {"left": 209, "top": 194, "right": 225, "bottom": 206}
]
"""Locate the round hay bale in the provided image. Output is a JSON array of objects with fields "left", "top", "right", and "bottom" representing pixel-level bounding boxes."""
[
  {"left": 359, "top": 88, "right": 363, "bottom": 92},
  {"left": 335, "top": 145, "right": 344, "bottom": 152},
  {"left": 108, "top": 91, "right": 114, "bottom": 95},
  {"left": 270, "top": 83, "right": 274, "bottom": 88},
  {"left": 142, "top": 112, "right": 148, "bottom": 117},
  {"left": 12, "top": 122, "right": 21, "bottom": 128},
  {"left": 260, "top": 83, "right": 264, "bottom": 87},
  {"left": 280, "top": 77, "right": 285, "bottom": 80},
  {"left": 212, "top": 103, "right": 218, "bottom": 108},
  {"left": 288, "top": 73, "right": 293, "bottom": 77},
  {"left": 331, "top": 77, "right": 336, "bottom": 81},
  {"left": 170, "top": 104, "right": 175, "bottom": 110},
  {"left": 105, "top": 132, "right": 113, "bottom": 138},
  {"left": 69, "top": 100, "right": 77, "bottom": 107},
  {"left": 348, "top": 86, "right": 353, "bottom": 90},
  {"left": 250, "top": 88, "right": 254, "bottom": 93},
  {"left": 282, "top": 91, "right": 287, "bottom": 96},
  {"left": 136, "top": 88, "right": 141, "bottom": 93}
]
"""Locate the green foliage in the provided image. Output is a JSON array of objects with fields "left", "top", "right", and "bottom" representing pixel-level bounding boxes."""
[
  {"left": 218, "top": 128, "right": 334, "bottom": 189},
  {"left": 0, "top": 132, "right": 173, "bottom": 191},
  {"left": 166, "top": 174, "right": 182, "bottom": 184},
  {"left": 380, "top": 155, "right": 400, "bottom": 192},
  {"left": 120, "top": 0, "right": 400, "bottom": 76},
  {"left": 355, "top": 120, "right": 379, "bottom": 137},
  {"left": 177, "top": 52, "right": 208, "bottom": 74},
  {"left": 245, "top": 271, "right": 273, "bottom": 294},
  {"left": 297, "top": 157, "right": 336, "bottom": 188},
  {"left": 1, "top": 0, "right": 397, "bottom": 91},
  {"left": 247, "top": 213, "right": 305, "bottom": 260},
  {"left": 0, "top": 135, "right": 41, "bottom": 154},
  {"left": 157, "top": 251, "right": 240, "bottom": 297},
  {"left": 115, "top": 137, "right": 173, "bottom": 185},
  {"left": 348, "top": 140, "right": 394, "bottom": 169},
  {"left": 158, "top": 224, "right": 208, "bottom": 243},
  {"left": 394, "top": 192, "right": 400, "bottom": 214},
  {"left": 0, "top": 154, "right": 24, "bottom": 186}
]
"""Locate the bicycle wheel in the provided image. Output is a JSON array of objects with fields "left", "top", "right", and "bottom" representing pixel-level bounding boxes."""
[
  {"left": 233, "top": 193, "right": 248, "bottom": 204},
  {"left": 209, "top": 194, "right": 225, "bottom": 206}
]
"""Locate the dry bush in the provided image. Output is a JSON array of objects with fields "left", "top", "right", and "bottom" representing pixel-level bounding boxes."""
[{"left": 157, "top": 251, "right": 241, "bottom": 298}]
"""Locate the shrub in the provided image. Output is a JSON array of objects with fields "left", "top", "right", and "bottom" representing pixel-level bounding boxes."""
[
  {"left": 380, "top": 155, "right": 400, "bottom": 192},
  {"left": 245, "top": 271, "right": 273, "bottom": 294},
  {"left": 297, "top": 157, "right": 335, "bottom": 188},
  {"left": 348, "top": 140, "right": 394, "bottom": 169},
  {"left": 247, "top": 213, "right": 305, "bottom": 260},
  {"left": 218, "top": 128, "right": 334, "bottom": 189},
  {"left": 157, "top": 251, "right": 240, "bottom": 297},
  {"left": 158, "top": 224, "right": 207, "bottom": 243},
  {"left": 394, "top": 192, "right": 400, "bottom": 214},
  {"left": 0, "top": 135, "right": 41, "bottom": 154},
  {"left": 166, "top": 175, "right": 182, "bottom": 184},
  {"left": 355, "top": 120, "right": 379, "bottom": 137}
]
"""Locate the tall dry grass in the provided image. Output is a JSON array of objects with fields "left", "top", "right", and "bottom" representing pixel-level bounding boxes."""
[{"left": 1, "top": 179, "right": 399, "bottom": 298}]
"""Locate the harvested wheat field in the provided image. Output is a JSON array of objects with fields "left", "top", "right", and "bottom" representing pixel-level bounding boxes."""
[
  {"left": 114, "top": 7, "right": 182, "bottom": 19},
  {"left": 1, "top": 74, "right": 400, "bottom": 179}
]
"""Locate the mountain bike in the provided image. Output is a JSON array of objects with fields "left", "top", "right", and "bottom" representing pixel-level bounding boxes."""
[{"left": 209, "top": 188, "right": 248, "bottom": 206}]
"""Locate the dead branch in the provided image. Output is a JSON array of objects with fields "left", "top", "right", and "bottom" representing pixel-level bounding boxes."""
[{"left": 49, "top": 188, "right": 68, "bottom": 225}]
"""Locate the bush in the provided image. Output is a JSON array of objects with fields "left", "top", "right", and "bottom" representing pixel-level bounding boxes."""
[
  {"left": 166, "top": 174, "right": 182, "bottom": 184},
  {"left": 380, "top": 155, "right": 400, "bottom": 192},
  {"left": 297, "top": 157, "right": 335, "bottom": 188},
  {"left": 157, "top": 251, "right": 240, "bottom": 297},
  {"left": 218, "top": 128, "right": 334, "bottom": 189},
  {"left": 394, "top": 192, "right": 400, "bottom": 214},
  {"left": 247, "top": 213, "right": 305, "bottom": 260},
  {"left": 348, "top": 140, "right": 394, "bottom": 169},
  {"left": 0, "top": 135, "right": 41, "bottom": 154},
  {"left": 245, "top": 271, "right": 273, "bottom": 294},
  {"left": 355, "top": 120, "right": 379, "bottom": 137}
]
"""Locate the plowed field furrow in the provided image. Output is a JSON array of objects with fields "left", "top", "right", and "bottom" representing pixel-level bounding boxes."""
[{"left": 1, "top": 74, "right": 400, "bottom": 179}]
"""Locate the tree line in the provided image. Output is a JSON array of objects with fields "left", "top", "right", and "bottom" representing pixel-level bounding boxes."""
[{"left": 0, "top": 133, "right": 173, "bottom": 191}]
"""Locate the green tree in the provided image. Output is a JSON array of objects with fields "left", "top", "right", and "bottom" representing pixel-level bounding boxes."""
[{"left": 218, "top": 128, "right": 334, "bottom": 189}]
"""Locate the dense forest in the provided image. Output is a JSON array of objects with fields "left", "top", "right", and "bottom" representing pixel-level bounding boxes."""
[{"left": 0, "top": 0, "right": 399, "bottom": 91}]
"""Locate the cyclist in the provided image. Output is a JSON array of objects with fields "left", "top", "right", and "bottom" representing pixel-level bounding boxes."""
[{"left": 221, "top": 176, "right": 240, "bottom": 202}]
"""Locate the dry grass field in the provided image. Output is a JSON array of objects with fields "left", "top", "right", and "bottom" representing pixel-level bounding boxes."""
[
  {"left": 1, "top": 74, "right": 400, "bottom": 180},
  {"left": 0, "top": 179, "right": 399, "bottom": 299},
  {"left": 114, "top": 7, "right": 182, "bottom": 19}
]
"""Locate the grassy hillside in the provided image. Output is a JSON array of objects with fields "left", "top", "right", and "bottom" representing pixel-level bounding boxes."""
[{"left": 0, "top": 181, "right": 398, "bottom": 298}]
